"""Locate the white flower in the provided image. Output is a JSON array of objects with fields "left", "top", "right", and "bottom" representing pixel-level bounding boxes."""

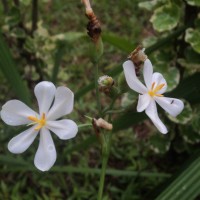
[
  {"left": 0, "top": 81, "right": 78, "bottom": 171},
  {"left": 123, "top": 59, "right": 184, "bottom": 134}
]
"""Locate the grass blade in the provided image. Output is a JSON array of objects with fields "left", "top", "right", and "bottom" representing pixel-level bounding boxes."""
[
  {"left": 155, "top": 156, "right": 200, "bottom": 200},
  {"left": 0, "top": 33, "right": 30, "bottom": 104}
]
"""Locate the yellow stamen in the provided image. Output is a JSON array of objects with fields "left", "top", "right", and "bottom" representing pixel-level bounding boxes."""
[
  {"left": 153, "top": 83, "right": 165, "bottom": 93},
  {"left": 151, "top": 82, "right": 155, "bottom": 90},
  {"left": 28, "top": 113, "right": 46, "bottom": 131},
  {"left": 155, "top": 94, "right": 164, "bottom": 97},
  {"left": 148, "top": 83, "right": 165, "bottom": 97}
]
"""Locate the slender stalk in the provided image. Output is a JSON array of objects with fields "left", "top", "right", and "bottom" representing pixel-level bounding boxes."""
[
  {"left": 51, "top": 44, "right": 65, "bottom": 83},
  {"left": 13, "top": 0, "right": 19, "bottom": 6},
  {"left": 97, "top": 95, "right": 117, "bottom": 200},
  {"left": 31, "top": 0, "right": 38, "bottom": 33},
  {"left": 1, "top": 0, "right": 8, "bottom": 14},
  {"left": 78, "top": 123, "right": 92, "bottom": 129},
  {"left": 97, "top": 153, "right": 109, "bottom": 200},
  {"left": 94, "top": 62, "right": 101, "bottom": 115}
]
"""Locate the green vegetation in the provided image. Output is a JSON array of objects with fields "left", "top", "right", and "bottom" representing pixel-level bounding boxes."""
[{"left": 0, "top": 0, "right": 200, "bottom": 199}]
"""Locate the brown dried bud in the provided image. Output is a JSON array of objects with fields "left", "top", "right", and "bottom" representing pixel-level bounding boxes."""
[
  {"left": 93, "top": 118, "right": 113, "bottom": 131},
  {"left": 128, "top": 45, "right": 147, "bottom": 76},
  {"left": 82, "top": 0, "right": 101, "bottom": 43}
]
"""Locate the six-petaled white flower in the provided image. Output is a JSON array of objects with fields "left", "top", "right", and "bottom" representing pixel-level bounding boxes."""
[
  {"left": 0, "top": 81, "right": 78, "bottom": 171},
  {"left": 123, "top": 59, "right": 184, "bottom": 134}
]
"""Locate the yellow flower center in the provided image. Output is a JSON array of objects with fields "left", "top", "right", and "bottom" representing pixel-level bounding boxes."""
[
  {"left": 148, "top": 82, "right": 165, "bottom": 97},
  {"left": 28, "top": 113, "right": 46, "bottom": 130}
]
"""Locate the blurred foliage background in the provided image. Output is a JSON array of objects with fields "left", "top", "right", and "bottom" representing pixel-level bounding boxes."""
[{"left": 0, "top": 0, "right": 200, "bottom": 199}]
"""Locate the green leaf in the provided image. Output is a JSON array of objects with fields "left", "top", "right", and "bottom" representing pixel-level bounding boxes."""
[
  {"left": 10, "top": 27, "right": 26, "bottom": 38},
  {"left": 185, "top": 28, "right": 200, "bottom": 54},
  {"left": 185, "top": 0, "right": 200, "bottom": 6},
  {"left": 150, "top": 3, "right": 181, "bottom": 32},
  {"left": 142, "top": 36, "right": 158, "bottom": 48},
  {"left": 51, "top": 42, "right": 67, "bottom": 83},
  {"left": 184, "top": 47, "right": 200, "bottom": 63},
  {"left": 5, "top": 6, "right": 21, "bottom": 27},
  {"left": 168, "top": 72, "right": 200, "bottom": 104},
  {"left": 0, "top": 156, "right": 170, "bottom": 177},
  {"left": 121, "top": 92, "right": 138, "bottom": 108},
  {"left": 180, "top": 125, "right": 200, "bottom": 144},
  {"left": 19, "top": 0, "right": 31, "bottom": 6},
  {"left": 154, "top": 63, "right": 180, "bottom": 92},
  {"left": 138, "top": 0, "right": 161, "bottom": 11},
  {"left": 66, "top": 135, "right": 96, "bottom": 154},
  {"left": 178, "top": 47, "right": 200, "bottom": 74},
  {"left": 23, "top": 36, "right": 36, "bottom": 53},
  {"left": 191, "top": 106, "right": 200, "bottom": 134},
  {"left": 0, "top": 33, "right": 31, "bottom": 104},
  {"left": 113, "top": 112, "right": 147, "bottom": 131},
  {"left": 149, "top": 134, "right": 171, "bottom": 154},
  {"left": 155, "top": 155, "right": 200, "bottom": 200},
  {"left": 167, "top": 100, "right": 193, "bottom": 124},
  {"left": 102, "top": 33, "right": 135, "bottom": 53}
]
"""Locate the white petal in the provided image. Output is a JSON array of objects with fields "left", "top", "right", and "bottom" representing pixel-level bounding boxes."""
[
  {"left": 123, "top": 60, "right": 147, "bottom": 94},
  {"left": 137, "top": 93, "right": 151, "bottom": 112},
  {"left": 8, "top": 126, "right": 38, "bottom": 154},
  {"left": 155, "top": 97, "right": 184, "bottom": 117},
  {"left": 47, "top": 119, "right": 78, "bottom": 140},
  {"left": 47, "top": 87, "right": 74, "bottom": 120},
  {"left": 1, "top": 100, "right": 37, "bottom": 126},
  {"left": 34, "top": 81, "right": 56, "bottom": 115},
  {"left": 34, "top": 128, "right": 56, "bottom": 171},
  {"left": 143, "top": 59, "right": 153, "bottom": 89},
  {"left": 151, "top": 72, "right": 167, "bottom": 94},
  {"left": 145, "top": 99, "right": 168, "bottom": 134}
]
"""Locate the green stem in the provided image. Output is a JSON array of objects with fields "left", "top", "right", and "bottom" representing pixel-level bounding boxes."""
[
  {"left": 97, "top": 108, "right": 114, "bottom": 200},
  {"left": 97, "top": 95, "right": 118, "bottom": 200},
  {"left": 97, "top": 152, "right": 109, "bottom": 200},
  {"left": 31, "top": 0, "right": 38, "bottom": 34},
  {"left": 51, "top": 44, "right": 65, "bottom": 83},
  {"left": 1, "top": 0, "right": 8, "bottom": 14},
  {"left": 78, "top": 123, "right": 92, "bottom": 129},
  {"left": 95, "top": 62, "right": 101, "bottom": 115},
  {"left": 13, "top": 0, "right": 19, "bottom": 6}
]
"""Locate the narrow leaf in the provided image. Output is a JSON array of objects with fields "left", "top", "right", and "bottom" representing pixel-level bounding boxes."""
[
  {"left": 0, "top": 33, "right": 31, "bottom": 104},
  {"left": 155, "top": 156, "right": 200, "bottom": 200}
]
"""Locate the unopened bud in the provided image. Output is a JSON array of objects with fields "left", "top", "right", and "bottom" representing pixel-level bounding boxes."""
[
  {"left": 98, "top": 75, "right": 118, "bottom": 98},
  {"left": 93, "top": 118, "right": 113, "bottom": 131},
  {"left": 98, "top": 75, "right": 114, "bottom": 87}
]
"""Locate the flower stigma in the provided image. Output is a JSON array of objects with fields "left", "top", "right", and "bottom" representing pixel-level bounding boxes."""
[
  {"left": 28, "top": 113, "right": 46, "bottom": 130},
  {"left": 148, "top": 82, "right": 165, "bottom": 97}
]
